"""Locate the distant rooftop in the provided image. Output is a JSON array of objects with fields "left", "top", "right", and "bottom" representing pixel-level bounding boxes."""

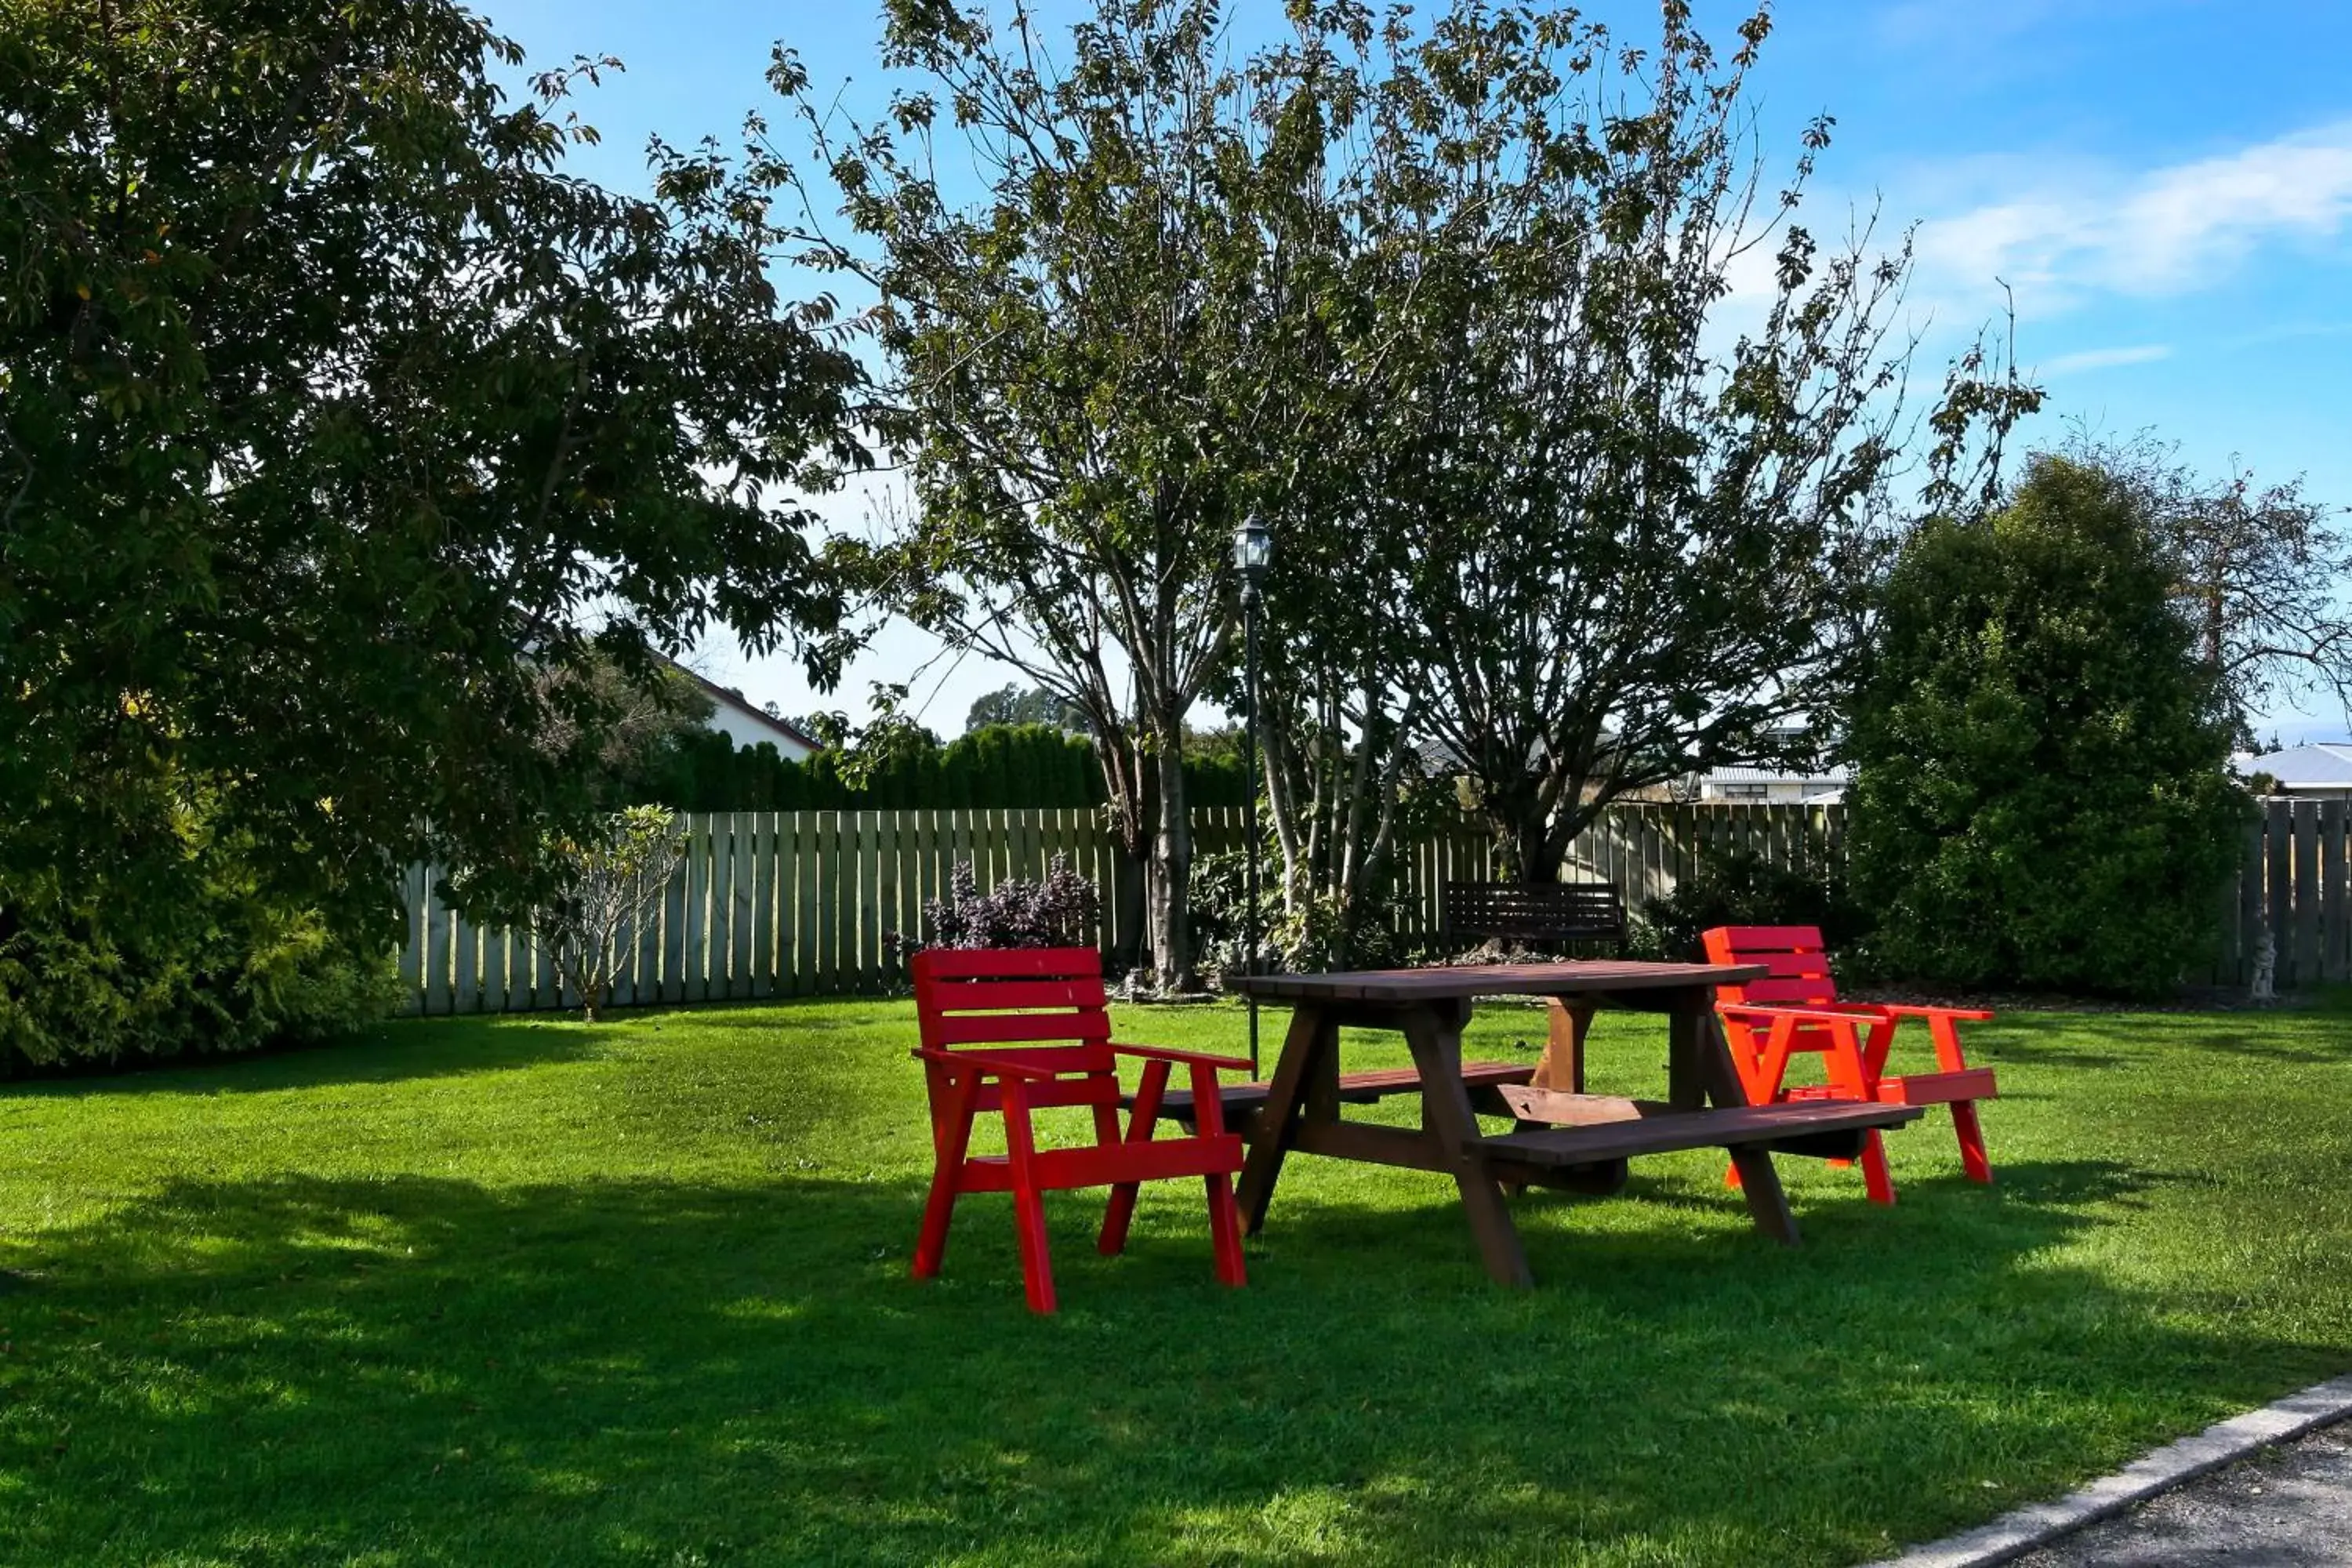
[
  {"left": 2241, "top": 743, "right": 2352, "bottom": 787},
  {"left": 1703, "top": 763, "right": 1850, "bottom": 785}
]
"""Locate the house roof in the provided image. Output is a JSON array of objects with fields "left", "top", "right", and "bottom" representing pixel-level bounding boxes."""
[
  {"left": 1702, "top": 764, "right": 1851, "bottom": 785},
  {"left": 2243, "top": 742, "right": 2352, "bottom": 787},
  {"left": 666, "top": 659, "right": 822, "bottom": 755}
]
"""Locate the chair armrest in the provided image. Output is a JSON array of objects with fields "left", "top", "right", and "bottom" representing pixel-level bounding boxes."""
[
  {"left": 911, "top": 1047, "right": 1054, "bottom": 1080},
  {"left": 1875, "top": 1003, "right": 1996, "bottom": 1022},
  {"left": 1110, "top": 1042, "right": 1254, "bottom": 1075},
  {"left": 1716, "top": 1003, "right": 1875, "bottom": 1029}
]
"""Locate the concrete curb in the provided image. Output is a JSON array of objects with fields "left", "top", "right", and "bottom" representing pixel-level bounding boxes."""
[{"left": 1873, "top": 1372, "right": 2352, "bottom": 1567}]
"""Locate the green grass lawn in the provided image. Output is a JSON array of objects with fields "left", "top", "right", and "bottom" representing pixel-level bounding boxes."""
[{"left": 1, "top": 996, "right": 2348, "bottom": 1566}]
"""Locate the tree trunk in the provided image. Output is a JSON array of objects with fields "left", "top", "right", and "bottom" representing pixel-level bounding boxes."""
[
  {"left": 1484, "top": 775, "right": 1556, "bottom": 888},
  {"left": 1148, "top": 713, "right": 1196, "bottom": 991},
  {"left": 1510, "top": 815, "right": 1552, "bottom": 887},
  {"left": 1091, "top": 724, "right": 1153, "bottom": 977}
]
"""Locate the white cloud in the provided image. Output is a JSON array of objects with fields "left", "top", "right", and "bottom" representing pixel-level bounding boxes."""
[
  {"left": 1913, "top": 121, "right": 2352, "bottom": 314},
  {"left": 2038, "top": 343, "right": 2172, "bottom": 375}
]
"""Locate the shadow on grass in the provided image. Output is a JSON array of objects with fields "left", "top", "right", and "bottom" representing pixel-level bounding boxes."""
[
  {"left": 0, "top": 1014, "right": 634, "bottom": 1100},
  {"left": 1978, "top": 1007, "right": 2352, "bottom": 1073},
  {"left": 1, "top": 1152, "right": 2339, "bottom": 1567}
]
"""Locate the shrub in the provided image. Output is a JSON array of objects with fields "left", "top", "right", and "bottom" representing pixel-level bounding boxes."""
[
  {"left": 0, "top": 832, "right": 400, "bottom": 1069},
  {"left": 909, "top": 858, "right": 1102, "bottom": 952},
  {"left": 1843, "top": 456, "right": 2250, "bottom": 996},
  {"left": 529, "top": 807, "right": 685, "bottom": 1022},
  {"left": 1627, "top": 852, "right": 1857, "bottom": 963},
  {"left": 1190, "top": 848, "right": 1415, "bottom": 973}
]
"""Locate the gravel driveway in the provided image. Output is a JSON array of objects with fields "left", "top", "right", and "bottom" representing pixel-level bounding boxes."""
[{"left": 2009, "top": 1423, "right": 2352, "bottom": 1566}]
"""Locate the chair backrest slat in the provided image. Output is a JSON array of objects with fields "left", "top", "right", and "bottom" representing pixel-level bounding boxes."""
[
  {"left": 914, "top": 947, "right": 1104, "bottom": 982},
  {"left": 925, "top": 1010, "right": 1112, "bottom": 1047},
  {"left": 1703, "top": 924, "right": 1840, "bottom": 1008},
  {"left": 912, "top": 946, "right": 1116, "bottom": 1063},
  {"left": 918, "top": 976, "right": 1108, "bottom": 1014}
]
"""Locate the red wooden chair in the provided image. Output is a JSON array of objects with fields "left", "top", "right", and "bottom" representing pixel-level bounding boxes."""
[
  {"left": 909, "top": 946, "right": 1250, "bottom": 1313},
  {"left": 1702, "top": 926, "right": 1998, "bottom": 1204}
]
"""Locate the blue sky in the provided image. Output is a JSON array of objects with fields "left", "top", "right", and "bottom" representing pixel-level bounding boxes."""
[{"left": 485, "top": 0, "right": 2352, "bottom": 742}]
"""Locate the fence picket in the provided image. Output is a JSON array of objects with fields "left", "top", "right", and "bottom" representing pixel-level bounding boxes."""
[
  {"left": 2266, "top": 800, "right": 2292, "bottom": 989},
  {"left": 2291, "top": 800, "right": 2320, "bottom": 989},
  {"left": 855, "top": 809, "right": 882, "bottom": 993},
  {"left": 2325, "top": 800, "right": 2349, "bottom": 985}
]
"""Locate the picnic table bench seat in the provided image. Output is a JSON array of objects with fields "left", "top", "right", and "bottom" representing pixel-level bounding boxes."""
[
  {"left": 1471, "top": 1097, "right": 1925, "bottom": 1170},
  {"left": 1137, "top": 1059, "right": 1537, "bottom": 1123}
]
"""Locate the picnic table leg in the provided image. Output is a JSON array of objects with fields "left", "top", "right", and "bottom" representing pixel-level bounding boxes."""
[
  {"left": 1402, "top": 1004, "right": 1534, "bottom": 1289},
  {"left": 1666, "top": 1004, "right": 1709, "bottom": 1112},
  {"left": 1534, "top": 999, "right": 1592, "bottom": 1093},
  {"left": 1679, "top": 1003, "right": 1801, "bottom": 1247},
  {"left": 1236, "top": 1004, "right": 1330, "bottom": 1235}
]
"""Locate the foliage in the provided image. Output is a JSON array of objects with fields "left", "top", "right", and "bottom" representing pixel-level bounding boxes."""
[
  {"left": 530, "top": 807, "right": 684, "bottom": 1023},
  {"left": 633, "top": 724, "right": 1094, "bottom": 810},
  {"left": 1191, "top": 824, "right": 1429, "bottom": 977},
  {"left": 0, "top": 800, "right": 397, "bottom": 1066},
  {"left": 1186, "top": 847, "right": 1276, "bottom": 979},
  {"left": 965, "top": 684, "right": 1086, "bottom": 734},
  {"left": 777, "top": 0, "right": 1342, "bottom": 989},
  {"left": 1271, "top": 3, "right": 2040, "bottom": 888},
  {"left": 2060, "top": 431, "right": 2352, "bottom": 743},
  {"left": 1845, "top": 456, "right": 2251, "bottom": 996},
  {"left": 1625, "top": 853, "right": 1857, "bottom": 964},
  {"left": 1269, "top": 887, "right": 1416, "bottom": 975},
  {"left": 6, "top": 998, "right": 2352, "bottom": 1563},
  {"left": 0, "top": 0, "right": 867, "bottom": 985},
  {"left": 533, "top": 652, "right": 717, "bottom": 809},
  {"left": 631, "top": 722, "right": 1252, "bottom": 813},
  {"left": 908, "top": 858, "right": 1100, "bottom": 953}
]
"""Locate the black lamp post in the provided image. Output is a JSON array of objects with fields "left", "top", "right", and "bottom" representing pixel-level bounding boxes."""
[{"left": 1232, "top": 516, "right": 1273, "bottom": 1075}]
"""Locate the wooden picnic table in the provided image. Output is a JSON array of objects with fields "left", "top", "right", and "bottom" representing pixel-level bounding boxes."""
[{"left": 1228, "top": 962, "right": 1925, "bottom": 1287}]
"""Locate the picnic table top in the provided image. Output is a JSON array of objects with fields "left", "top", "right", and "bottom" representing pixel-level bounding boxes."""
[{"left": 1231, "top": 960, "right": 1768, "bottom": 1005}]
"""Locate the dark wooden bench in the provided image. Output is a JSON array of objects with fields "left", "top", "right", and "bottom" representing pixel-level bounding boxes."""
[
  {"left": 1471, "top": 1098, "right": 1924, "bottom": 1171},
  {"left": 1145, "top": 1060, "right": 1537, "bottom": 1125},
  {"left": 1443, "top": 880, "right": 1627, "bottom": 953}
]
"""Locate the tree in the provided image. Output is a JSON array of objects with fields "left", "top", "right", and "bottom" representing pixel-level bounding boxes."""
[
  {"left": 532, "top": 807, "right": 684, "bottom": 1022},
  {"left": 1845, "top": 457, "right": 2249, "bottom": 996},
  {"left": 0, "top": 0, "right": 868, "bottom": 1036},
  {"left": 2061, "top": 434, "right": 2352, "bottom": 743},
  {"left": 532, "top": 650, "right": 716, "bottom": 808},
  {"left": 964, "top": 684, "right": 1086, "bottom": 734},
  {"left": 1284, "top": 1, "right": 2037, "bottom": 885},
  {"left": 779, "top": 0, "right": 1330, "bottom": 989}
]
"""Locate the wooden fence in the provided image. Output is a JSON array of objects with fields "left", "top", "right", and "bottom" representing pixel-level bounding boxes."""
[
  {"left": 2217, "top": 798, "right": 2351, "bottom": 990},
  {"left": 1563, "top": 799, "right": 2336, "bottom": 989},
  {"left": 1560, "top": 800, "right": 1846, "bottom": 909},
  {"left": 396, "top": 797, "right": 2335, "bottom": 1013},
  {"left": 397, "top": 807, "right": 1493, "bottom": 1015}
]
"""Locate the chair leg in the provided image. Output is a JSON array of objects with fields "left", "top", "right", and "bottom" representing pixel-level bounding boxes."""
[
  {"left": 913, "top": 1164, "right": 961, "bottom": 1280},
  {"left": 913, "top": 1073, "right": 978, "bottom": 1280},
  {"left": 1204, "top": 1174, "right": 1247, "bottom": 1287},
  {"left": 1101, "top": 1059, "right": 1170, "bottom": 1258},
  {"left": 1860, "top": 1127, "right": 1896, "bottom": 1206},
  {"left": 1952, "top": 1100, "right": 1994, "bottom": 1184},
  {"left": 1001, "top": 1083, "right": 1057, "bottom": 1314}
]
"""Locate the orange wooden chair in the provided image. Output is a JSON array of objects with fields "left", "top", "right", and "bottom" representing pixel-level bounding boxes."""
[
  {"left": 1702, "top": 925, "right": 1998, "bottom": 1204},
  {"left": 909, "top": 946, "right": 1250, "bottom": 1313}
]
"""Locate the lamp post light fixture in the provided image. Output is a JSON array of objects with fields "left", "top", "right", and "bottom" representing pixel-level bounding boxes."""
[{"left": 1232, "top": 516, "right": 1273, "bottom": 1074}]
